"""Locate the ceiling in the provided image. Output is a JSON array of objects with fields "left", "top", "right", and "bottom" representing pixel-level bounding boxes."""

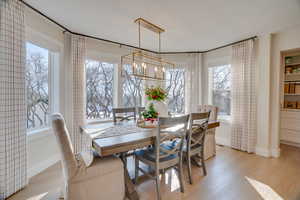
[{"left": 24, "top": 0, "right": 300, "bottom": 52}]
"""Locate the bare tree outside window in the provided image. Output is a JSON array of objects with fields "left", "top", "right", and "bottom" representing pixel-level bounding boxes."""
[
  {"left": 26, "top": 42, "right": 49, "bottom": 130},
  {"left": 165, "top": 68, "right": 185, "bottom": 114},
  {"left": 86, "top": 60, "right": 114, "bottom": 119},
  {"left": 209, "top": 65, "right": 231, "bottom": 116},
  {"left": 122, "top": 64, "right": 144, "bottom": 107}
]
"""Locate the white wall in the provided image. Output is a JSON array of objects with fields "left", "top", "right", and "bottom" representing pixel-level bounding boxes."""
[
  {"left": 25, "top": 7, "right": 63, "bottom": 178},
  {"left": 270, "top": 26, "right": 300, "bottom": 155},
  {"left": 201, "top": 26, "right": 300, "bottom": 157}
]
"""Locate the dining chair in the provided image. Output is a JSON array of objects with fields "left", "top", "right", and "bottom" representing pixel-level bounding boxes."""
[
  {"left": 197, "top": 105, "right": 218, "bottom": 160},
  {"left": 134, "top": 115, "right": 190, "bottom": 200},
  {"left": 137, "top": 106, "right": 145, "bottom": 119},
  {"left": 51, "top": 113, "right": 125, "bottom": 200},
  {"left": 185, "top": 112, "right": 210, "bottom": 184},
  {"left": 112, "top": 107, "right": 136, "bottom": 124}
]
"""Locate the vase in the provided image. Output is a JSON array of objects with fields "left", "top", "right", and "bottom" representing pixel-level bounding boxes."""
[{"left": 147, "top": 100, "right": 169, "bottom": 117}]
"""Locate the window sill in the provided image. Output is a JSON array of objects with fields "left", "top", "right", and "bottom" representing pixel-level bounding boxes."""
[
  {"left": 87, "top": 118, "right": 113, "bottom": 125},
  {"left": 217, "top": 116, "right": 231, "bottom": 124},
  {"left": 27, "top": 127, "right": 51, "bottom": 142}
]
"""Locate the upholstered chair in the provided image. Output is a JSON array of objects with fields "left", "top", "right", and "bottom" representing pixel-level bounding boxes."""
[
  {"left": 51, "top": 113, "right": 125, "bottom": 200},
  {"left": 197, "top": 105, "right": 219, "bottom": 160}
]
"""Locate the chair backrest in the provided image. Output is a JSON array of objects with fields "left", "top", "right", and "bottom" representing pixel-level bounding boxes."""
[
  {"left": 51, "top": 113, "right": 77, "bottom": 181},
  {"left": 112, "top": 107, "right": 137, "bottom": 124},
  {"left": 187, "top": 112, "right": 210, "bottom": 151},
  {"left": 155, "top": 115, "right": 190, "bottom": 162},
  {"left": 197, "top": 105, "right": 218, "bottom": 121}
]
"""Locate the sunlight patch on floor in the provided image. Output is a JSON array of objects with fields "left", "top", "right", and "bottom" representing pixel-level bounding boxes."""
[
  {"left": 245, "top": 177, "right": 283, "bottom": 200},
  {"left": 170, "top": 169, "right": 180, "bottom": 192},
  {"left": 26, "top": 192, "right": 48, "bottom": 200}
]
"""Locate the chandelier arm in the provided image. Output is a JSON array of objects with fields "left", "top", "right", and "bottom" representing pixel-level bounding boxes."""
[
  {"left": 159, "top": 32, "right": 161, "bottom": 54},
  {"left": 138, "top": 21, "right": 141, "bottom": 49}
]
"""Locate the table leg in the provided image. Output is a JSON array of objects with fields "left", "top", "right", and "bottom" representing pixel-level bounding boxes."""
[{"left": 120, "top": 153, "right": 139, "bottom": 200}]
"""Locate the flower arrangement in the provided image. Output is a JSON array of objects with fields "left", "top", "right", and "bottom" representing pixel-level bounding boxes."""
[
  {"left": 145, "top": 86, "right": 167, "bottom": 101},
  {"left": 142, "top": 103, "right": 158, "bottom": 123}
]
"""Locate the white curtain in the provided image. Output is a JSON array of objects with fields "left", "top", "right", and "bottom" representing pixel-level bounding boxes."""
[
  {"left": 0, "top": 0, "right": 27, "bottom": 198},
  {"left": 231, "top": 40, "right": 257, "bottom": 153},
  {"left": 63, "top": 33, "right": 87, "bottom": 155},
  {"left": 184, "top": 53, "right": 201, "bottom": 113}
]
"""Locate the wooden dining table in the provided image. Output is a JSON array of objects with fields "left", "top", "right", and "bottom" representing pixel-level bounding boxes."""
[{"left": 81, "top": 120, "right": 220, "bottom": 200}]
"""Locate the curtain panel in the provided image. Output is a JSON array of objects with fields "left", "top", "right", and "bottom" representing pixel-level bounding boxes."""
[
  {"left": 63, "top": 33, "right": 93, "bottom": 165},
  {"left": 71, "top": 34, "right": 87, "bottom": 154},
  {"left": 0, "top": 0, "right": 27, "bottom": 198},
  {"left": 230, "top": 40, "right": 257, "bottom": 153}
]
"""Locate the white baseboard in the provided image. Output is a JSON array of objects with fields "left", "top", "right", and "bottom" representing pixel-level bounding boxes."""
[
  {"left": 216, "top": 136, "right": 230, "bottom": 147},
  {"left": 271, "top": 147, "right": 281, "bottom": 158},
  {"left": 255, "top": 146, "right": 271, "bottom": 157},
  {"left": 28, "top": 154, "right": 60, "bottom": 178},
  {"left": 281, "top": 140, "right": 300, "bottom": 148}
]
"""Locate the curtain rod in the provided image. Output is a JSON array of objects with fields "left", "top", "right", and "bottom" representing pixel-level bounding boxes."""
[{"left": 20, "top": 0, "right": 257, "bottom": 54}]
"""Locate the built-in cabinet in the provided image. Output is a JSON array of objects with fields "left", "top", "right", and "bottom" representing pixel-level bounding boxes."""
[{"left": 280, "top": 49, "right": 300, "bottom": 146}]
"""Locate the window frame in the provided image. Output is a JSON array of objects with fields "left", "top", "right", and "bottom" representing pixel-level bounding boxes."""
[
  {"left": 164, "top": 67, "right": 186, "bottom": 115},
  {"left": 208, "top": 64, "right": 232, "bottom": 121},
  {"left": 26, "top": 28, "right": 62, "bottom": 135},
  {"left": 85, "top": 59, "right": 117, "bottom": 122}
]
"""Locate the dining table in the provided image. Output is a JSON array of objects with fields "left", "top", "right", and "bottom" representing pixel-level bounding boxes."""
[{"left": 81, "top": 120, "right": 220, "bottom": 200}]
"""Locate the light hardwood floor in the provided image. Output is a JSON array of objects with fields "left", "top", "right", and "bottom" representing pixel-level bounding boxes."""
[{"left": 8, "top": 144, "right": 300, "bottom": 200}]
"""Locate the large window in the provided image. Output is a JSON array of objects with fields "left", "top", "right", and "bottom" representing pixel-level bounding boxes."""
[
  {"left": 122, "top": 64, "right": 144, "bottom": 107},
  {"left": 26, "top": 42, "right": 49, "bottom": 130},
  {"left": 86, "top": 60, "right": 114, "bottom": 119},
  {"left": 209, "top": 65, "right": 231, "bottom": 116},
  {"left": 165, "top": 68, "right": 185, "bottom": 114}
]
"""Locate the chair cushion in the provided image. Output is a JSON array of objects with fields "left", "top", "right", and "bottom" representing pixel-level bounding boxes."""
[
  {"left": 135, "top": 143, "right": 178, "bottom": 162},
  {"left": 163, "top": 140, "right": 203, "bottom": 153}
]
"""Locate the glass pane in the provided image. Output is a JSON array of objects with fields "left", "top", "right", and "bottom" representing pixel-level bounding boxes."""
[
  {"left": 86, "top": 60, "right": 114, "bottom": 119},
  {"left": 165, "top": 68, "right": 185, "bottom": 114},
  {"left": 210, "top": 65, "right": 231, "bottom": 116},
  {"left": 26, "top": 42, "right": 49, "bottom": 130},
  {"left": 122, "top": 64, "right": 144, "bottom": 107}
]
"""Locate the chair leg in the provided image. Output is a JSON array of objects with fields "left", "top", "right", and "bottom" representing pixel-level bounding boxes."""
[
  {"left": 134, "top": 156, "right": 139, "bottom": 184},
  {"left": 155, "top": 169, "right": 161, "bottom": 200},
  {"left": 187, "top": 153, "right": 193, "bottom": 184},
  {"left": 201, "top": 151, "right": 207, "bottom": 176},
  {"left": 178, "top": 154, "right": 185, "bottom": 193}
]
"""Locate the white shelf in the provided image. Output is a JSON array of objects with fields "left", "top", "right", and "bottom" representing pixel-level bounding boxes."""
[
  {"left": 285, "top": 93, "right": 300, "bottom": 96},
  {"left": 285, "top": 62, "right": 300, "bottom": 66},
  {"left": 281, "top": 108, "right": 300, "bottom": 112},
  {"left": 285, "top": 73, "right": 300, "bottom": 81}
]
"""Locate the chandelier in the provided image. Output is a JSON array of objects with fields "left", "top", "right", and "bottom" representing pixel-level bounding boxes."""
[{"left": 121, "top": 18, "right": 175, "bottom": 81}]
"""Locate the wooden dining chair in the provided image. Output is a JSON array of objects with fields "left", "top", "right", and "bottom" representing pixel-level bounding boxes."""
[
  {"left": 134, "top": 115, "right": 190, "bottom": 200},
  {"left": 137, "top": 106, "right": 145, "bottom": 119},
  {"left": 185, "top": 112, "right": 210, "bottom": 184},
  {"left": 112, "top": 107, "right": 136, "bottom": 124}
]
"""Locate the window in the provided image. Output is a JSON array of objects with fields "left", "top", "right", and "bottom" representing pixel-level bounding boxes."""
[
  {"left": 208, "top": 65, "right": 231, "bottom": 116},
  {"left": 165, "top": 68, "right": 185, "bottom": 114},
  {"left": 86, "top": 60, "right": 114, "bottom": 119},
  {"left": 122, "top": 64, "right": 144, "bottom": 107},
  {"left": 26, "top": 42, "right": 49, "bottom": 130}
]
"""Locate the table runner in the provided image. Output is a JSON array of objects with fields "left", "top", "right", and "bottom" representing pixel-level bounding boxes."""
[
  {"left": 80, "top": 124, "right": 152, "bottom": 167},
  {"left": 88, "top": 124, "right": 152, "bottom": 139}
]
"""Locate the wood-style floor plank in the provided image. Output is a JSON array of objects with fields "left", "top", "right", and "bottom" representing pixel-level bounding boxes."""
[{"left": 8, "top": 144, "right": 300, "bottom": 200}]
